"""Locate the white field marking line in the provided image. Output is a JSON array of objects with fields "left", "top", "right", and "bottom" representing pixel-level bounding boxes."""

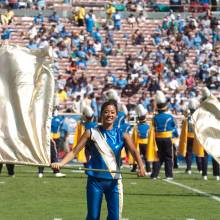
[
  {"left": 164, "top": 179, "right": 220, "bottom": 202},
  {"left": 0, "top": 181, "right": 5, "bottom": 184}
]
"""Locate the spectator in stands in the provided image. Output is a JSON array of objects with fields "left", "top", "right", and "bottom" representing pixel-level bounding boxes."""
[
  {"left": 38, "top": 36, "right": 49, "bottom": 49},
  {"left": 56, "top": 75, "right": 66, "bottom": 91},
  {"left": 186, "top": 73, "right": 196, "bottom": 89},
  {"left": 85, "top": 12, "right": 94, "bottom": 34},
  {"left": 49, "top": 11, "right": 60, "bottom": 23},
  {"left": 1, "top": 27, "right": 12, "bottom": 41},
  {"left": 127, "top": 14, "right": 137, "bottom": 28},
  {"left": 27, "top": 24, "right": 37, "bottom": 40},
  {"left": 34, "top": 12, "right": 44, "bottom": 25},
  {"left": 8, "top": 0, "right": 18, "bottom": 9},
  {"left": 115, "top": 43, "right": 123, "bottom": 56},
  {"left": 66, "top": 59, "right": 78, "bottom": 74},
  {"left": 76, "top": 57, "right": 87, "bottom": 70},
  {"left": 36, "top": 0, "right": 46, "bottom": 10},
  {"left": 103, "top": 42, "right": 113, "bottom": 56},
  {"left": 106, "top": 3, "right": 116, "bottom": 19},
  {"left": 57, "top": 86, "right": 68, "bottom": 104},
  {"left": 72, "top": 95, "right": 81, "bottom": 114},
  {"left": 100, "top": 53, "right": 108, "bottom": 67},
  {"left": 136, "top": 11, "right": 146, "bottom": 25},
  {"left": 112, "top": 9, "right": 122, "bottom": 30},
  {"left": 66, "top": 72, "right": 78, "bottom": 91},
  {"left": 77, "top": 6, "right": 85, "bottom": 27},
  {"left": 116, "top": 74, "right": 127, "bottom": 89},
  {"left": 0, "top": 7, "right": 14, "bottom": 25},
  {"left": 93, "top": 39, "right": 102, "bottom": 53},
  {"left": 92, "top": 28, "right": 102, "bottom": 43},
  {"left": 27, "top": 39, "right": 38, "bottom": 49},
  {"left": 146, "top": 77, "right": 161, "bottom": 92}
]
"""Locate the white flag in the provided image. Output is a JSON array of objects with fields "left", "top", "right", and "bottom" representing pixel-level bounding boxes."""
[
  {"left": 0, "top": 45, "right": 54, "bottom": 166},
  {"left": 192, "top": 95, "right": 220, "bottom": 164}
]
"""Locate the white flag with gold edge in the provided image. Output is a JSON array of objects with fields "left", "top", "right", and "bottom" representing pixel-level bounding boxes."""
[
  {"left": 192, "top": 95, "right": 220, "bottom": 164},
  {"left": 0, "top": 45, "right": 54, "bottom": 166}
]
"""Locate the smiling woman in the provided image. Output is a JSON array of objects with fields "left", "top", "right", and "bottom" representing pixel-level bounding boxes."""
[{"left": 51, "top": 99, "right": 145, "bottom": 220}]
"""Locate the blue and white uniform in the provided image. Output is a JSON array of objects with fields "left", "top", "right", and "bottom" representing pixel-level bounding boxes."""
[{"left": 85, "top": 126, "right": 125, "bottom": 220}]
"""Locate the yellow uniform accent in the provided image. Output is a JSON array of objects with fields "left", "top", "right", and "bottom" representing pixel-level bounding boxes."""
[
  {"left": 73, "top": 123, "right": 86, "bottom": 163},
  {"left": 137, "top": 138, "right": 148, "bottom": 144},
  {"left": 129, "top": 127, "right": 139, "bottom": 164},
  {"left": 193, "top": 136, "right": 204, "bottom": 157},
  {"left": 187, "top": 132, "right": 194, "bottom": 138},
  {"left": 51, "top": 133, "right": 60, "bottom": 139},
  {"left": 146, "top": 120, "right": 159, "bottom": 162},
  {"left": 155, "top": 131, "right": 172, "bottom": 138}
]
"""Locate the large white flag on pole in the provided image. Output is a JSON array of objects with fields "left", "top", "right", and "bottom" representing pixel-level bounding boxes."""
[
  {"left": 192, "top": 95, "right": 220, "bottom": 164},
  {"left": 0, "top": 45, "right": 54, "bottom": 166}
]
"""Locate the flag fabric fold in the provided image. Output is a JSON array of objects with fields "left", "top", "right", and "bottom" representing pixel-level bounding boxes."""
[
  {"left": 0, "top": 45, "right": 54, "bottom": 166},
  {"left": 192, "top": 95, "right": 220, "bottom": 164}
]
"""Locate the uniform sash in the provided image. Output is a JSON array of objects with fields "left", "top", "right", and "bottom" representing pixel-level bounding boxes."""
[{"left": 91, "top": 128, "right": 121, "bottom": 179}]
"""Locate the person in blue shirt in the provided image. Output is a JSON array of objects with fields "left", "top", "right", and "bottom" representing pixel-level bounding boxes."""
[
  {"left": 52, "top": 100, "right": 145, "bottom": 220},
  {"left": 112, "top": 10, "right": 122, "bottom": 30},
  {"left": 85, "top": 13, "right": 94, "bottom": 34},
  {"left": 92, "top": 28, "right": 102, "bottom": 43},
  {"left": 1, "top": 27, "right": 12, "bottom": 40},
  {"left": 27, "top": 39, "right": 38, "bottom": 49},
  {"left": 34, "top": 12, "right": 44, "bottom": 25},
  {"left": 151, "top": 91, "right": 177, "bottom": 180},
  {"left": 48, "top": 11, "right": 60, "bottom": 23}
]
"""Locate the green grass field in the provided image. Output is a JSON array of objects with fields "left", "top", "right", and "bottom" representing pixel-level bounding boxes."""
[{"left": 0, "top": 166, "right": 220, "bottom": 220}]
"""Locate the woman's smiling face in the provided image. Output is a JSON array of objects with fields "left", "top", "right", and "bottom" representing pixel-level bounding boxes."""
[{"left": 102, "top": 104, "right": 117, "bottom": 125}]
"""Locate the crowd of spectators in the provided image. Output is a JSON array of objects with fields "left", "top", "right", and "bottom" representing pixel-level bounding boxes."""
[{"left": 0, "top": 2, "right": 220, "bottom": 119}]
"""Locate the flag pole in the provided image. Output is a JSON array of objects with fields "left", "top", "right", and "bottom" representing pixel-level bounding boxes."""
[
  {"left": 0, "top": 161, "right": 139, "bottom": 176},
  {"left": 62, "top": 166, "right": 138, "bottom": 175}
]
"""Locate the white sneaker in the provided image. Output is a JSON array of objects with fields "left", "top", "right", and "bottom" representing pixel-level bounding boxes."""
[
  {"left": 38, "top": 173, "right": 43, "bottom": 178},
  {"left": 55, "top": 173, "right": 66, "bottom": 178},
  {"left": 203, "top": 176, "right": 208, "bottom": 180},
  {"left": 145, "top": 172, "right": 152, "bottom": 176},
  {"left": 166, "top": 177, "right": 173, "bottom": 180},
  {"left": 199, "top": 170, "right": 202, "bottom": 174},
  {"left": 216, "top": 176, "right": 220, "bottom": 181},
  {"left": 187, "top": 170, "right": 192, "bottom": 175}
]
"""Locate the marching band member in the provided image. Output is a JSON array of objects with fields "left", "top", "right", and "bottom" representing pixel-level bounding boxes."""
[
  {"left": 52, "top": 99, "right": 145, "bottom": 220},
  {"left": 150, "top": 91, "right": 177, "bottom": 180},
  {"left": 179, "top": 98, "right": 201, "bottom": 175},
  {"left": 131, "top": 104, "right": 151, "bottom": 175},
  {"left": 74, "top": 105, "right": 98, "bottom": 163}
]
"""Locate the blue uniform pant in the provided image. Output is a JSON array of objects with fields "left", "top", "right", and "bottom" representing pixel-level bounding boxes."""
[
  {"left": 151, "top": 138, "right": 173, "bottom": 178},
  {"left": 86, "top": 176, "right": 123, "bottom": 220}
]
